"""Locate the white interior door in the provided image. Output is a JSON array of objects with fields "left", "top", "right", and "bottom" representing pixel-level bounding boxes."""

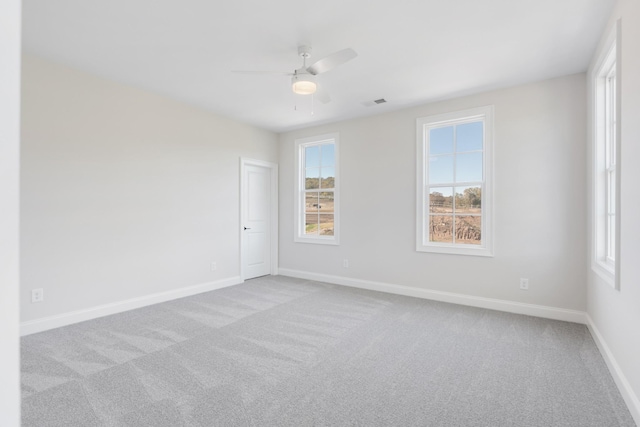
[{"left": 241, "top": 160, "right": 276, "bottom": 279}]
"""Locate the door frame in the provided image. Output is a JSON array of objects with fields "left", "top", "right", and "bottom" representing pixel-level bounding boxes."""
[
  {"left": 0, "top": 0, "right": 21, "bottom": 424},
  {"left": 240, "top": 157, "right": 279, "bottom": 280}
]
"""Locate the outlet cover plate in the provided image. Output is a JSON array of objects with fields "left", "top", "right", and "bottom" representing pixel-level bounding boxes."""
[{"left": 32, "top": 288, "right": 44, "bottom": 303}]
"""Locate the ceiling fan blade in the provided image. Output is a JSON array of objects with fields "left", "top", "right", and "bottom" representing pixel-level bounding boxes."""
[
  {"left": 307, "top": 48, "right": 357, "bottom": 75},
  {"left": 315, "top": 88, "right": 332, "bottom": 104},
  {"left": 231, "top": 70, "right": 291, "bottom": 75}
]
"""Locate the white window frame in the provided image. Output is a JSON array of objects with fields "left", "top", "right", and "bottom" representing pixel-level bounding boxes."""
[
  {"left": 294, "top": 133, "right": 340, "bottom": 245},
  {"left": 592, "top": 22, "right": 621, "bottom": 289},
  {"left": 416, "top": 106, "right": 494, "bottom": 257}
]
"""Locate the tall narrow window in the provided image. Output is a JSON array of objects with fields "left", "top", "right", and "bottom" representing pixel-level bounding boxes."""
[
  {"left": 417, "top": 106, "right": 493, "bottom": 256},
  {"left": 593, "top": 24, "right": 619, "bottom": 288},
  {"left": 295, "top": 134, "right": 339, "bottom": 244},
  {"left": 605, "top": 65, "right": 616, "bottom": 263}
]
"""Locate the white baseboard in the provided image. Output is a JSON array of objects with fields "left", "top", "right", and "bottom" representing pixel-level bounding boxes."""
[
  {"left": 20, "top": 276, "right": 243, "bottom": 336},
  {"left": 278, "top": 268, "right": 587, "bottom": 324},
  {"left": 586, "top": 315, "right": 640, "bottom": 425}
]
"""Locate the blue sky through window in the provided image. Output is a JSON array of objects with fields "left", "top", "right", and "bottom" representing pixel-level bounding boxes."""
[
  {"left": 321, "top": 144, "right": 334, "bottom": 166},
  {"left": 456, "top": 122, "right": 483, "bottom": 152},
  {"left": 429, "top": 121, "right": 483, "bottom": 184},
  {"left": 429, "top": 127, "right": 453, "bottom": 154},
  {"left": 305, "top": 146, "right": 320, "bottom": 167},
  {"left": 306, "top": 144, "right": 335, "bottom": 178},
  {"left": 429, "top": 155, "right": 454, "bottom": 184},
  {"left": 456, "top": 152, "right": 482, "bottom": 182}
]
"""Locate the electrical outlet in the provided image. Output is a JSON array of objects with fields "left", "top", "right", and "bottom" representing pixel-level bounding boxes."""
[
  {"left": 519, "top": 278, "right": 529, "bottom": 290},
  {"left": 343, "top": 259, "right": 349, "bottom": 268},
  {"left": 32, "top": 288, "right": 44, "bottom": 303},
  {"left": 211, "top": 262, "right": 217, "bottom": 271}
]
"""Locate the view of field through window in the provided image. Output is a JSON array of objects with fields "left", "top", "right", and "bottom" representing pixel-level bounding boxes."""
[
  {"left": 427, "top": 121, "right": 483, "bottom": 245},
  {"left": 304, "top": 143, "right": 335, "bottom": 236}
]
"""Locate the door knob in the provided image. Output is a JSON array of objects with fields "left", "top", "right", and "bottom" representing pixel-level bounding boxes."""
[{"left": 243, "top": 226, "right": 251, "bottom": 230}]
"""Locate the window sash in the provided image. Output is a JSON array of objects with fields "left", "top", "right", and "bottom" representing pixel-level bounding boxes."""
[
  {"left": 425, "top": 119, "right": 484, "bottom": 247},
  {"left": 425, "top": 181, "right": 484, "bottom": 246}
]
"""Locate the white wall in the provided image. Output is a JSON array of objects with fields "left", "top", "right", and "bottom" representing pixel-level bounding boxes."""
[
  {"left": 279, "top": 74, "right": 587, "bottom": 312},
  {"left": 0, "top": 0, "right": 21, "bottom": 425},
  {"left": 586, "top": 0, "right": 640, "bottom": 422},
  {"left": 21, "top": 54, "right": 278, "bottom": 324}
]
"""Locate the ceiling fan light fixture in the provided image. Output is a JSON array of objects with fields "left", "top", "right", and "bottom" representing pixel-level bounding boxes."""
[{"left": 291, "top": 73, "right": 317, "bottom": 95}]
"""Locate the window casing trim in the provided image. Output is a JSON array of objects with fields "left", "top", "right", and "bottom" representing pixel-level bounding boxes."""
[
  {"left": 416, "top": 105, "right": 494, "bottom": 257},
  {"left": 591, "top": 21, "right": 621, "bottom": 289},
  {"left": 294, "top": 133, "right": 340, "bottom": 245}
]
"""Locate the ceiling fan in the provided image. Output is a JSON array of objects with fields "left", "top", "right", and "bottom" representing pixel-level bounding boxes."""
[{"left": 232, "top": 46, "right": 357, "bottom": 103}]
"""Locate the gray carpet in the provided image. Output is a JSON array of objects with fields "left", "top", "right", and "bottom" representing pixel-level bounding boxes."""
[{"left": 21, "top": 275, "right": 636, "bottom": 426}]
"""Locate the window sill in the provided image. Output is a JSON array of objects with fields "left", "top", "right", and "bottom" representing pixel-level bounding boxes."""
[
  {"left": 294, "top": 236, "right": 340, "bottom": 246},
  {"left": 417, "top": 244, "right": 493, "bottom": 257},
  {"left": 592, "top": 261, "right": 616, "bottom": 289}
]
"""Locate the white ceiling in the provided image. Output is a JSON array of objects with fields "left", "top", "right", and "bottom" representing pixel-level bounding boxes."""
[{"left": 23, "top": 0, "right": 614, "bottom": 133}]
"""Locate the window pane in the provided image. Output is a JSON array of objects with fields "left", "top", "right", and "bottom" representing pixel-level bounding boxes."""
[
  {"left": 320, "top": 167, "right": 335, "bottom": 189},
  {"left": 429, "top": 126, "right": 454, "bottom": 155},
  {"left": 612, "top": 125, "right": 616, "bottom": 165},
  {"left": 429, "top": 155, "right": 454, "bottom": 184},
  {"left": 612, "top": 76, "right": 616, "bottom": 163},
  {"left": 455, "top": 152, "right": 483, "bottom": 183},
  {"left": 429, "top": 215, "right": 453, "bottom": 243},
  {"left": 454, "top": 186, "right": 482, "bottom": 214},
  {"left": 606, "top": 131, "right": 613, "bottom": 167},
  {"left": 305, "top": 193, "right": 319, "bottom": 213},
  {"left": 305, "top": 168, "right": 320, "bottom": 189},
  {"left": 321, "top": 144, "right": 335, "bottom": 166},
  {"left": 456, "top": 121, "right": 483, "bottom": 152},
  {"left": 305, "top": 146, "right": 320, "bottom": 168},
  {"left": 319, "top": 214, "right": 334, "bottom": 236},
  {"left": 319, "top": 192, "right": 334, "bottom": 212},
  {"left": 607, "top": 72, "right": 617, "bottom": 167},
  {"left": 305, "top": 213, "right": 319, "bottom": 235},
  {"left": 429, "top": 187, "right": 453, "bottom": 213},
  {"left": 607, "top": 169, "right": 616, "bottom": 214},
  {"left": 455, "top": 216, "right": 482, "bottom": 245},
  {"left": 607, "top": 214, "right": 615, "bottom": 260}
]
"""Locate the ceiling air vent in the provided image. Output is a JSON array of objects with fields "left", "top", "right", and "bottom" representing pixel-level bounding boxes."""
[{"left": 361, "top": 98, "right": 388, "bottom": 107}]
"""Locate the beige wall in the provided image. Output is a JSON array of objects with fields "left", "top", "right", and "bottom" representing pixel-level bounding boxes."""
[
  {"left": 587, "top": 0, "right": 640, "bottom": 421},
  {"left": 21, "top": 54, "right": 278, "bottom": 322},
  {"left": 279, "top": 73, "right": 587, "bottom": 311}
]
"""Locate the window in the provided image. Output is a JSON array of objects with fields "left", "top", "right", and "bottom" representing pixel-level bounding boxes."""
[
  {"left": 294, "top": 133, "right": 339, "bottom": 244},
  {"left": 416, "top": 106, "right": 493, "bottom": 256},
  {"left": 593, "top": 24, "right": 620, "bottom": 288}
]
